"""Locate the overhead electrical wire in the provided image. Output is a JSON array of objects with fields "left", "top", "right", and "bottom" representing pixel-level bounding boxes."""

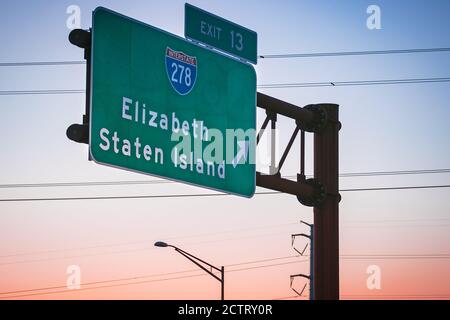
[
  {"left": 0, "top": 89, "right": 85, "bottom": 95},
  {"left": 0, "top": 168, "right": 448, "bottom": 189},
  {"left": 1, "top": 47, "right": 449, "bottom": 67},
  {"left": 340, "top": 254, "right": 450, "bottom": 260},
  {"left": 1, "top": 184, "right": 449, "bottom": 202},
  {"left": 0, "top": 222, "right": 299, "bottom": 259},
  {"left": 2, "top": 218, "right": 449, "bottom": 261},
  {"left": 1, "top": 232, "right": 449, "bottom": 267},
  {"left": 258, "top": 77, "right": 450, "bottom": 89},
  {"left": 1, "top": 77, "right": 449, "bottom": 96},
  {"left": 0, "top": 61, "right": 85, "bottom": 67},
  {"left": 2, "top": 253, "right": 449, "bottom": 299},
  {"left": 0, "top": 231, "right": 300, "bottom": 267},
  {"left": 344, "top": 217, "right": 450, "bottom": 223},
  {"left": 259, "top": 47, "right": 450, "bottom": 59},
  {"left": 0, "top": 258, "right": 308, "bottom": 299},
  {"left": 0, "top": 255, "right": 303, "bottom": 296}
]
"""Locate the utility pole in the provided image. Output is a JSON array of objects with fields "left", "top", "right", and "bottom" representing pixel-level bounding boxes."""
[
  {"left": 256, "top": 95, "right": 340, "bottom": 300},
  {"left": 313, "top": 104, "right": 340, "bottom": 300}
]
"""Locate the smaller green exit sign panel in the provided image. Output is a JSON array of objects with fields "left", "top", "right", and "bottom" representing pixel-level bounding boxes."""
[{"left": 185, "top": 3, "right": 258, "bottom": 64}]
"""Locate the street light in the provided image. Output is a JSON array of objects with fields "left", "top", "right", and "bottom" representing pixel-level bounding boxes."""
[
  {"left": 154, "top": 241, "right": 225, "bottom": 300},
  {"left": 154, "top": 241, "right": 169, "bottom": 248}
]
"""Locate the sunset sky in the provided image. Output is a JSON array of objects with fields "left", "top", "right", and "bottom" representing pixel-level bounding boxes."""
[{"left": 0, "top": 0, "right": 449, "bottom": 300}]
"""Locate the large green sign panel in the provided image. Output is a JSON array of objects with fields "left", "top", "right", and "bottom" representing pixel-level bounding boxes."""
[
  {"left": 185, "top": 3, "right": 258, "bottom": 64},
  {"left": 90, "top": 7, "right": 256, "bottom": 197}
]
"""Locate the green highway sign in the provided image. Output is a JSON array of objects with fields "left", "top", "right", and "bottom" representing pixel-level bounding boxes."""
[
  {"left": 185, "top": 3, "right": 258, "bottom": 64},
  {"left": 90, "top": 7, "right": 256, "bottom": 197}
]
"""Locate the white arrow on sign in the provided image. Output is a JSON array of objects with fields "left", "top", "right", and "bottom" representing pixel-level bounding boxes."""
[{"left": 232, "top": 140, "right": 249, "bottom": 168}]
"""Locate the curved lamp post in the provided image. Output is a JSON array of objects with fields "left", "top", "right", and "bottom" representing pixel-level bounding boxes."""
[{"left": 154, "top": 241, "right": 224, "bottom": 300}]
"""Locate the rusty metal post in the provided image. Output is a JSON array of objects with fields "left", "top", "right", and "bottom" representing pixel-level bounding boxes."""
[{"left": 313, "top": 104, "right": 340, "bottom": 300}]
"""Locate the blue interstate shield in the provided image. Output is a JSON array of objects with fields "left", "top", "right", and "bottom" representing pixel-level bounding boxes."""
[{"left": 165, "top": 47, "right": 197, "bottom": 95}]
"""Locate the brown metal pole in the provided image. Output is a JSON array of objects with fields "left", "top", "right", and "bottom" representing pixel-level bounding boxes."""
[
  {"left": 313, "top": 104, "right": 340, "bottom": 300},
  {"left": 221, "top": 266, "right": 225, "bottom": 300}
]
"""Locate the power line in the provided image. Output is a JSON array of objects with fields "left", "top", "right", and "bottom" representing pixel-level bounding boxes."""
[
  {"left": 0, "top": 255, "right": 302, "bottom": 296},
  {"left": 1, "top": 184, "right": 449, "bottom": 202},
  {"left": 340, "top": 254, "right": 450, "bottom": 260},
  {"left": 344, "top": 217, "right": 450, "bottom": 223},
  {"left": 0, "top": 247, "right": 153, "bottom": 267},
  {"left": 258, "top": 77, "right": 450, "bottom": 89},
  {"left": 337, "top": 168, "right": 450, "bottom": 178},
  {"left": 0, "top": 269, "right": 201, "bottom": 296},
  {"left": 0, "top": 89, "right": 85, "bottom": 96},
  {"left": 1, "top": 220, "right": 449, "bottom": 265},
  {"left": 0, "top": 273, "right": 208, "bottom": 299},
  {"left": 0, "top": 231, "right": 302, "bottom": 266},
  {"left": 0, "top": 239, "right": 152, "bottom": 259},
  {"left": 0, "top": 191, "right": 274, "bottom": 202},
  {"left": 0, "top": 179, "right": 171, "bottom": 189},
  {"left": 2, "top": 219, "right": 448, "bottom": 260},
  {"left": 3, "top": 215, "right": 449, "bottom": 261},
  {"left": 259, "top": 47, "right": 450, "bottom": 59},
  {"left": 1, "top": 168, "right": 448, "bottom": 189},
  {"left": 343, "top": 224, "right": 450, "bottom": 229},
  {"left": 1, "top": 77, "right": 449, "bottom": 96},
  {"left": 2, "top": 254, "right": 448, "bottom": 299},
  {"left": 1, "top": 253, "right": 448, "bottom": 297},
  {"left": 0, "top": 259, "right": 307, "bottom": 299},
  {"left": 2, "top": 239, "right": 448, "bottom": 267},
  {"left": 0, "top": 61, "right": 85, "bottom": 67},
  {"left": 340, "top": 185, "right": 450, "bottom": 192},
  {"left": 226, "top": 255, "right": 302, "bottom": 267},
  {"left": 229, "top": 260, "right": 307, "bottom": 273},
  {"left": 1, "top": 47, "right": 449, "bottom": 67},
  {"left": 0, "top": 222, "right": 298, "bottom": 259}
]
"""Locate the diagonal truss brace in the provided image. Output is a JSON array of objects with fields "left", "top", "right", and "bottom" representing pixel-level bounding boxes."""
[{"left": 256, "top": 92, "right": 329, "bottom": 207}]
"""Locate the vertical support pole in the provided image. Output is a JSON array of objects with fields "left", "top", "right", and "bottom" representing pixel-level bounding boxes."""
[
  {"left": 269, "top": 112, "right": 277, "bottom": 175},
  {"left": 84, "top": 30, "right": 92, "bottom": 160},
  {"left": 300, "top": 129, "right": 305, "bottom": 179},
  {"left": 310, "top": 225, "right": 314, "bottom": 300},
  {"left": 313, "top": 104, "right": 340, "bottom": 300},
  {"left": 221, "top": 266, "right": 225, "bottom": 300}
]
